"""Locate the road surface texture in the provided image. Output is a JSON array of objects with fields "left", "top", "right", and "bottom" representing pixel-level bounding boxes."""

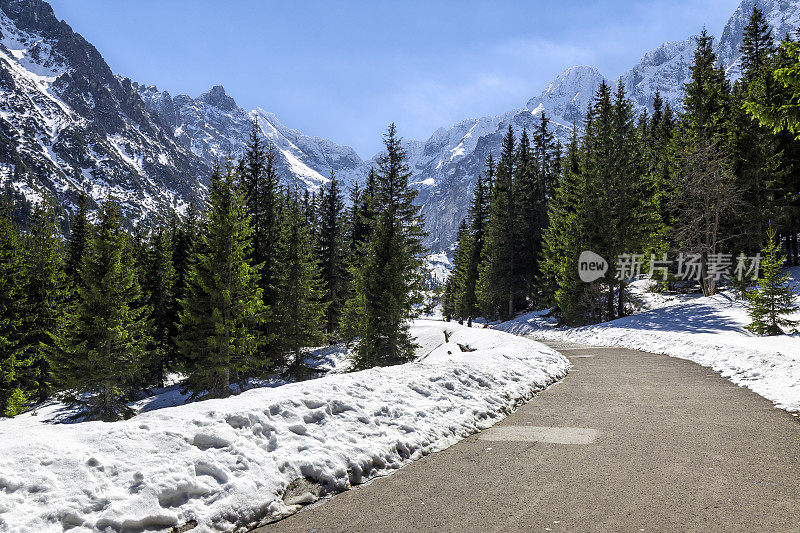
[{"left": 256, "top": 341, "right": 800, "bottom": 533}]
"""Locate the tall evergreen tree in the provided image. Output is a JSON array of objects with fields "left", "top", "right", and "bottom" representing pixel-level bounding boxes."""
[
  {"left": 142, "top": 226, "right": 176, "bottom": 387},
  {"left": 241, "top": 133, "right": 282, "bottom": 349},
  {"left": 20, "top": 206, "right": 67, "bottom": 404},
  {"left": 66, "top": 192, "right": 90, "bottom": 292},
  {"left": 342, "top": 124, "right": 427, "bottom": 368},
  {"left": 478, "top": 125, "right": 517, "bottom": 319},
  {"left": 730, "top": 6, "right": 781, "bottom": 252},
  {"left": 275, "top": 188, "right": 327, "bottom": 374},
  {"left": 318, "top": 174, "right": 347, "bottom": 336},
  {"left": 672, "top": 31, "right": 738, "bottom": 296},
  {"left": 540, "top": 126, "right": 587, "bottom": 323},
  {"left": 459, "top": 165, "right": 491, "bottom": 319},
  {"left": 0, "top": 203, "right": 25, "bottom": 415},
  {"left": 513, "top": 127, "right": 540, "bottom": 304},
  {"left": 54, "top": 201, "right": 150, "bottom": 421},
  {"left": 443, "top": 219, "right": 469, "bottom": 320},
  {"left": 177, "top": 164, "right": 267, "bottom": 399}
]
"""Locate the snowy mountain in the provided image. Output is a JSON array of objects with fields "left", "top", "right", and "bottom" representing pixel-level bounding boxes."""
[
  {"left": 411, "top": 0, "right": 800, "bottom": 253},
  {"left": 0, "top": 0, "right": 366, "bottom": 225},
  {"left": 2, "top": 0, "right": 798, "bottom": 256},
  {"left": 719, "top": 0, "right": 800, "bottom": 79},
  {"left": 0, "top": 0, "right": 208, "bottom": 221},
  {"left": 136, "top": 84, "right": 368, "bottom": 192}
]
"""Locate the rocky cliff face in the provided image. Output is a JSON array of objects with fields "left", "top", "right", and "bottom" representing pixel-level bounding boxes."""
[
  {"left": 136, "top": 84, "right": 368, "bottom": 192},
  {"left": 0, "top": 0, "right": 208, "bottom": 221},
  {"left": 411, "top": 0, "right": 800, "bottom": 253},
  {"left": 2, "top": 0, "right": 797, "bottom": 256}
]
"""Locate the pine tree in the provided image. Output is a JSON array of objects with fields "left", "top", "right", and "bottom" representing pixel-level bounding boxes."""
[
  {"left": 672, "top": 32, "right": 738, "bottom": 296},
  {"left": 54, "top": 201, "right": 150, "bottom": 421},
  {"left": 142, "top": 225, "right": 176, "bottom": 387},
  {"left": 342, "top": 124, "right": 427, "bottom": 368},
  {"left": 740, "top": 6, "right": 775, "bottom": 84},
  {"left": 176, "top": 164, "right": 267, "bottom": 399},
  {"left": 171, "top": 202, "right": 199, "bottom": 370},
  {"left": 458, "top": 165, "right": 491, "bottom": 320},
  {"left": 746, "top": 225, "right": 798, "bottom": 335},
  {"left": 478, "top": 125, "right": 517, "bottom": 319},
  {"left": 275, "top": 188, "right": 327, "bottom": 374},
  {"left": 541, "top": 126, "right": 587, "bottom": 323},
  {"left": 241, "top": 134, "right": 281, "bottom": 351},
  {"left": 443, "top": 219, "right": 469, "bottom": 320},
  {"left": 730, "top": 7, "right": 782, "bottom": 252},
  {"left": 66, "top": 192, "right": 91, "bottom": 292},
  {"left": 20, "top": 206, "right": 67, "bottom": 404},
  {"left": 318, "top": 173, "right": 347, "bottom": 336},
  {"left": 512, "top": 127, "right": 539, "bottom": 304},
  {"left": 0, "top": 202, "right": 25, "bottom": 415},
  {"left": 353, "top": 168, "right": 379, "bottom": 257}
]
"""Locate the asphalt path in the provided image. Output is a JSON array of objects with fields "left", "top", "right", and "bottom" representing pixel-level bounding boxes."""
[{"left": 257, "top": 341, "right": 800, "bottom": 533}]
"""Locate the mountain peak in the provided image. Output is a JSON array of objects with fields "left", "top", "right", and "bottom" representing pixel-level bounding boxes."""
[{"left": 199, "top": 85, "right": 237, "bottom": 112}]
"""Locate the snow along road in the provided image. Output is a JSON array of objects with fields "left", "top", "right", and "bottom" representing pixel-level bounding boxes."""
[
  {"left": 260, "top": 340, "right": 800, "bottom": 533},
  {"left": 0, "top": 321, "right": 568, "bottom": 532}
]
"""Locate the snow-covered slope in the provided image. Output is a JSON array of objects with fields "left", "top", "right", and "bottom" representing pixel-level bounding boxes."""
[
  {"left": 0, "top": 321, "right": 568, "bottom": 532},
  {"left": 718, "top": 0, "right": 800, "bottom": 80},
  {"left": 413, "top": 0, "right": 800, "bottom": 253},
  {"left": 136, "top": 84, "right": 368, "bottom": 192},
  {"left": 0, "top": 0, "right": 208, "bottom": 221},
  {"left": 0, "top": 0, "right": 366, "bottom": 224}
]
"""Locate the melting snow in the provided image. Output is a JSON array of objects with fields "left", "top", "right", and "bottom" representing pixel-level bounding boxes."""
[{"left": 0, "top": 321, "right": 567, "bottom": 532}]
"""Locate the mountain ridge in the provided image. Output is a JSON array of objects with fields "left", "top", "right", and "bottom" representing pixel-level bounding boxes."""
[{"left": 1, "top": 0, "right": 798, "bottom": 253}]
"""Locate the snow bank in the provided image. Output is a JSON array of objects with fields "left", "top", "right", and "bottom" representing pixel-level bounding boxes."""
[
  {"left": 0, "top": 321, "right": 567, "bottom": 533},
  {"left": 498, "top": 271, "right": 800, "bottom": 412}
]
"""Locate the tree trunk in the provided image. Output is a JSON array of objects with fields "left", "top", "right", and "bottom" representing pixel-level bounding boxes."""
[{"left": 606, "top": 281, "right": 615, "bottom": 322}]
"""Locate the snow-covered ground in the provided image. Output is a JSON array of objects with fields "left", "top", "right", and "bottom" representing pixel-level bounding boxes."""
[
  {"left": 497, "top": 268, "right": 800, "bottom": 412},
  {"left": 0, "top": 320, "right": 567, "bottom": 533}
]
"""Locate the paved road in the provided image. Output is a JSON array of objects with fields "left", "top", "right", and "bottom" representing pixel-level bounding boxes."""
[{"left": 256, "top": 341, "right": 800, "bottom": 533}]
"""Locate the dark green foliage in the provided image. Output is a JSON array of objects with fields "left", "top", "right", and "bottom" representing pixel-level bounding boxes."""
[
  {"left": 0, "top": 203, "right": 25, "bottom": 415},
  {"left": 142, "top": 226, "right": 176, "bottom": 387},
  {"left": 446, "top": 154, "right": 494, "bottom": 321},
  {"left": 478, "top": 125, "right": 517, "bottom": 319},
  {"left": 540, "top": 126, "right": 589, "bottom": 324},
  {"left": 275, "top": 188, "right": 327, "bottom": 374},
  {"left": 176, "top": 164, "right": 267, "bottom": 400},
  {"left": 443, "top": 219, "right": 469, "bottom": 319},
  {"left": 53, "top": 201, "right": 150, "bottom": 421},
  {"left": 241, "top": 128, "right": 281, "bottom": 353},
  {"left": 342, "top": 124, "right": 427, "bottom": 369},
  {"left": 672, "top": 33, "right": 738, "bottom": 296},
  {"left": 66, "top": 192, "right": 90, "bottom": 292},
  {"left": 20, "top": 206, "right": 67, "bottom": 404},
  {"left": 318, "top": 174, "right": 348, "bottom": 337},
  {"left": 746, "top": 225, "right": 798, "bottom": 334}
]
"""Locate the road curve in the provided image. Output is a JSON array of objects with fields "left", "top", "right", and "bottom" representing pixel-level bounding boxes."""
[{"left": 255, "top": 341, "right": 800, "bottom": 533}]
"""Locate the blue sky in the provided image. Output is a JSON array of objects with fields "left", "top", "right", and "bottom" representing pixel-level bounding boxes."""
[{"left": 48, "top": 0, "right": 738, "bottom": 157}]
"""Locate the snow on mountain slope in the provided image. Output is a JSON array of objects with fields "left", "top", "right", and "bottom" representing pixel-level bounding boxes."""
[
  {"left": 0, "top": 0, "right": 366, "bottom": 226},
  {"left": 719, "top": 0, "right": 800, "bottom": 80},
  {"left": 412, "top": 0, "right": 800, "bottom": 253},
  {"left": 137, "top": 84, "right": 368, "bottom": 192},
  {"left": 619, "top": 38, "right": 696, "bottom": 111},
  {"left": 5, "top": 0, "right": 800, "bottom": 261},
  {"left": 0, "top": 0, "right": 208, "bottom": 222}
]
